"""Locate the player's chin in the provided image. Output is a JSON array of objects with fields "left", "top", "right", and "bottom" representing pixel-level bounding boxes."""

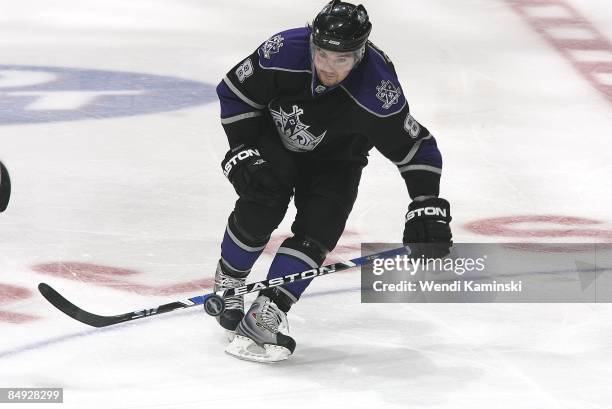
[
  {"left": 317, "top": 72, "right": 338, "bottom": 86},
  {"left": 320, "top": 76, "right": 339, "bottom": 86}
]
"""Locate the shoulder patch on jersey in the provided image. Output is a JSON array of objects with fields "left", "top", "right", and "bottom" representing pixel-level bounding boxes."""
[
  {"left": 376, "top": 80, "right": 402, "bottom": 110},
  {"left": 261, "top": 35, "right": 284, "bottom": 59},
  {"left": 341, "top": 44, "right": 407, "bottom": 117},
  {"left": 257, "top": 27, "right": 312, "bottom": 73}
]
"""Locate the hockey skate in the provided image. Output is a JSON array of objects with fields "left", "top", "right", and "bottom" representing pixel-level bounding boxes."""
[
  {"left": 214, "top": 260, "right": 247, "bottom": 340},
  {"left": 225, "top": 295, "right": 296, "bottom": 363}
]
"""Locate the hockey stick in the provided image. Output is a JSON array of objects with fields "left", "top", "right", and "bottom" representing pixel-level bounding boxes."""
[{"left": 38, "top": 245, "right": 409, "bottom": 328}]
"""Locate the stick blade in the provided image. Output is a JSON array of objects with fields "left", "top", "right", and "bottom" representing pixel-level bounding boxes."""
[{"left": 38, "top": 283, "right": 126, "bottom": 328}]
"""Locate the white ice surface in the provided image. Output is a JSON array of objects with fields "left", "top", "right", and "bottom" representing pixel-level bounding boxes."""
[{"left": 1, "top": 0, "right": 612, "bottom": 408}]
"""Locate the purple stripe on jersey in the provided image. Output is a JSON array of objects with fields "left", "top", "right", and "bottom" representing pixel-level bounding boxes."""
[
  {"left": 265, "top": 253, "right": 313, "bottom": 299},
  {"left": 221, "top": 229, "right": 263, "bottom": 272},
  {"left": 411, "top": 136, "right": 443, "bottom": 168},
  {"left": 216, "top": 80, "right": 258, "bottom": 118}
]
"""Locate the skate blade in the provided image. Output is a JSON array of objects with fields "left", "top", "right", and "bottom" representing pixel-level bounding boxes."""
[
  {"left": 225, "top": 329, "right": 236, "bottom": 342},
  {"left": 225, "top": 335, "right": 291, "bottom": 363}
]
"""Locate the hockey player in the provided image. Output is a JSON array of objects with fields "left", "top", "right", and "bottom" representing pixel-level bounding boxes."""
[
  {"left": 0, "top": 161, "right": 10, "bottom": 212},
  {"left": 214, "top": 1, "right": 452, "bottom": 362}
]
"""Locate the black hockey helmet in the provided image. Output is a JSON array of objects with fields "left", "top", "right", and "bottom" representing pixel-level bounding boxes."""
[{"left": 311, "top": 0, "right": 372, "bottom": 52}]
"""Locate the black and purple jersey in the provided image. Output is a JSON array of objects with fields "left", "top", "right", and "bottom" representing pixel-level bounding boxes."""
[{"left": 216, "top": 26, "right": 442, "bottom": 198}]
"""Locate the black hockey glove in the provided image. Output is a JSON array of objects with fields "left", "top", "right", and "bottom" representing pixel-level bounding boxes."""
[
  {"left": 221, "top": 146, "right": 283, "bottom": 207},
  {"left": 0, "top": 161, "right": 10, "bottom": 212},
  {"left": 403, "top": 197, "right": 452, "bottom": 259}
]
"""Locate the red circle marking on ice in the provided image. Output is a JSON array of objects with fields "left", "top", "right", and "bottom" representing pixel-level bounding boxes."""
[
  {"left": 0, "top": 284, "right": 39, "bottom": 324},
  {"left": 0, "top": 283, "right": 31, "bottom": 305},
  {"left": 32, "top": 262, "right": 214, "bottom": 296},
  {"left": 507, "top": 0, "right": 612, "bottom": 105},
  {"left": 465, "top": 215, "right": 612, "bottom": 239}
]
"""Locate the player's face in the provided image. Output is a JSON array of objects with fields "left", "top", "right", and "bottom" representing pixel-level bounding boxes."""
[{"left": 313, "top": 46, "right": 357, "bottom": 86}]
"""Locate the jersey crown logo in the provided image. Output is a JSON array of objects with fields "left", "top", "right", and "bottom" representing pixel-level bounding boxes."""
[
  {"left": 261, "top": 34, "right": 284, "bottom": 59},
  {"left": 376, "top": 80, "right": 402, "bottom": 109},
  {"left": 270, "top": 105, "right": 327, "bottom": 152}
]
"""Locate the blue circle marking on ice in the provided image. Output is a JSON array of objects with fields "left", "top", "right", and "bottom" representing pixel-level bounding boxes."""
[{"left": 0, "top": 65, "right": 217, "bottom": 125}]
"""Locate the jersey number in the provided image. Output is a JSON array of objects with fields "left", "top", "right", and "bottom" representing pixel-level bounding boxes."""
[
  {"left": 236, "top": 59, "right": 254, "bottom": 83},
  {"left": 404, "top": 113, "right": 420, "bottom": 138}
]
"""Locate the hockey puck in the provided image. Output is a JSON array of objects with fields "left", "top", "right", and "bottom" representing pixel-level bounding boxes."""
[
  {"left": 203, "top": 294, "right": 225, "bottom": 316},
  {"left": 0, "top": 161, "right": 10, "bottom": 212}
]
